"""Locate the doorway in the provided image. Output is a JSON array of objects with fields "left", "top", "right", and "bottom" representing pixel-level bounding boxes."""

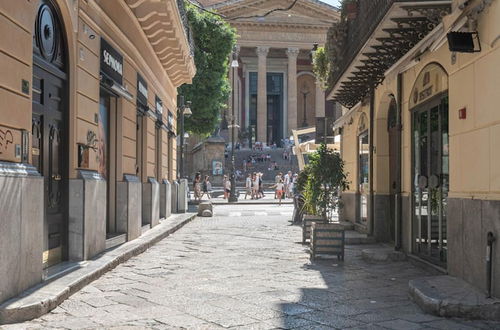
[
  {"left": 358, "top": 131, "right": 369, "bottom": 226},
  {"left": 32, "top": 0, "right": 69, "bottom": 268},
  {"left": 266, "top": 73, "right": 283, "bottom": 146},
  {"left": 98, "top": 91, "right": 118, "bottom": 236},
  {"left": 412, "top": 94, "right": 449, "bottom": 265}
]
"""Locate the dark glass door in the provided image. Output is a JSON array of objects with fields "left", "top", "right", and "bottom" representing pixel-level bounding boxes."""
[
  {"left": 266, "top": 73, "right": 283, "bottom": 146},
  {"left": 358, "top": 131, "right": 369, "bottom": 226},
  {"left": 32, "top": 0, "right": 68, "bottom": 268},
  {"left": 99, "top": 91, "right": 117, "bottom": 235},
  {"left": 412, "top": 95, "right": 449, "bottom": 265}
]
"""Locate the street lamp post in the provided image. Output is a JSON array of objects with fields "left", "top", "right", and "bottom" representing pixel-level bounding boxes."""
[
  {"left": 229, "top": 49, "right": 239, "bottom": 203},
  {"left": 178, "top": 95, "right": 192, "bottom": 180}
]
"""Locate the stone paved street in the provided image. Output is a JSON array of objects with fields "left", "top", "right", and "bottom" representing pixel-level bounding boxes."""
[{"left": 7, "top": 204, "right": 500, "bottom": 330}]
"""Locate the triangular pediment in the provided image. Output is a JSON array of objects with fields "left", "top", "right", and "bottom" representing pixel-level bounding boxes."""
[{"left": 209, "top": 0, "right": 339, "bottom": 27}]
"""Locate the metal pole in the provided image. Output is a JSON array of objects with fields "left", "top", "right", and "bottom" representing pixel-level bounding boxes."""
[{"left": 229, "top": 64, "right": 238, "bottom": 202}]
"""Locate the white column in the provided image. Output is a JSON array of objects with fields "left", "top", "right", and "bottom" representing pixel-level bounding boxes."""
[
  {"left": 256, "top": 46, "right": 269, "bottom": 143},
  {"left": 315, "top": 78, "right": 325, "bottom": 118},
  {"left": 286, "top": 48, "right": 299, "bottom": 135}
]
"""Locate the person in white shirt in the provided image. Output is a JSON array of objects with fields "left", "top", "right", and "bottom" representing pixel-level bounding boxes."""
[
  {"left": 245, "top": 174, "right": 252, "bottom": 199},
  {"left": 272, "top": 179, "right": 285, "bottom": 205},
  {"left": 283, "top": 172, "right": 290, "bottom": 199}
]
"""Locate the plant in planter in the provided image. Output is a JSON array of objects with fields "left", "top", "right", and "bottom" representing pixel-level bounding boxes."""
[{"left": 301, "top": 143, "right": 349, "bottom": 221}]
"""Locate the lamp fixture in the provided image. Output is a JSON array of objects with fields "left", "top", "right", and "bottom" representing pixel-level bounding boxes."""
[
  {"left": 231, "top": 51, "right": 239, "bottom": 68},
  {"left": 183, "top": 101, "right": 192, "bottom": 117}
]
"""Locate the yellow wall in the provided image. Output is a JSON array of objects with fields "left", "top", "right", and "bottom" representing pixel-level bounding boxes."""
[{"left": 0, "top": 0, "right": 189, "bottom": 182}]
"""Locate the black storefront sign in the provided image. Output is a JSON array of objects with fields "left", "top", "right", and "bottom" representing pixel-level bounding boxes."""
[
  {"left": 100, "top": 38, "right": 123, "bottom": 85},
  {"left": 137, "top": 73, "right": 148, "bottom": 109}
]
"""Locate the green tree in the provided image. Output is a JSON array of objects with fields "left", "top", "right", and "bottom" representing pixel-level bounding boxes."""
[{"left": 178, "top": 3, "right": 236, "bottom": 136}]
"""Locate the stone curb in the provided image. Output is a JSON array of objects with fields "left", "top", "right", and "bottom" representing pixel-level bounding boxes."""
[
  {"left": 409, "top": 275, "right": 500, "bottom": 321},
  {"left": 0, "top": 213, "right": 197, "bottom": 325}
]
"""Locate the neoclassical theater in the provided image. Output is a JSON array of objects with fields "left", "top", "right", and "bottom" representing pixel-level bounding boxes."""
[{"left": 197, "top": 0, "right": 340, "bottom": 145}]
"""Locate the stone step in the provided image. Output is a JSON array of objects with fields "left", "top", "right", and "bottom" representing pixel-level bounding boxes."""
[
  {"left": 345, "top": 231, "right": 377, "bottom": 245},
  {"left": 409, "top": 275, "right": 500, "bottom": 321}
]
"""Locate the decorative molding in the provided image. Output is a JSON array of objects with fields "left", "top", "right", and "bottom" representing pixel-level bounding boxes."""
[
  {"left": 286, "top": 47, "right": 300, "bottom": 58},
  {"left": 256, "top": 46, "right": 270, "bottom": 57}
]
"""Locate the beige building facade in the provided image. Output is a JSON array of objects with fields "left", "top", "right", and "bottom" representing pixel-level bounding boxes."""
[
  {"left": 200, "top": 0, "right": 340, "bottom": 145},
  {"left": 0, "top": 0, "right": 195, "bottom": 304},
  {"left": 329, "top": 0, "right": 500, "bottom": 296}
]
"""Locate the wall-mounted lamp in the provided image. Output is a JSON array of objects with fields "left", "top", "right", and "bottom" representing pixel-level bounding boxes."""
[{"left": 447, "top": 31, "right": 481, "bottom": 53}]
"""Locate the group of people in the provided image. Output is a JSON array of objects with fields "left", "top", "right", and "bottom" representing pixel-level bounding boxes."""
[
  {"left": 193, "top": 172, "right": 212, "bottom": 201},
  {"left": 244, "top": 172, "right": 265, "bottom": 200},
  {"left": 271, "top": 171, "right": 297, "bottom": 205}
]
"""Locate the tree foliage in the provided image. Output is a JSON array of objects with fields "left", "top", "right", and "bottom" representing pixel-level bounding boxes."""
[
  {"left": 178, "top": 3, "right": 236, "bottom": 135},
  {"left": 301, "top": 144, "right": 349, "bottom": 220}
]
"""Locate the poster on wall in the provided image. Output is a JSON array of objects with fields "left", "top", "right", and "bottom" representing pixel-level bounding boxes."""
[{"left": 212, "top": 160, "right": 223, "bottom": 176}]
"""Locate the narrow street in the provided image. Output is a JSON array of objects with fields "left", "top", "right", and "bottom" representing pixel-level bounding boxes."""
[{"left": 9, "top": 205, "right": 497, "bottom": 330}]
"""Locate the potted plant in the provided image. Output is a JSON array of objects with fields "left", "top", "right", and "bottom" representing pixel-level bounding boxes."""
[{"left": 301, "top": 143, "right": 349, "bottom": 221}]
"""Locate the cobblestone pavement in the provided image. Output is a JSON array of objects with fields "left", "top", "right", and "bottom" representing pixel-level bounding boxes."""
[{"left": 8, "top": 204, "right": 500, "bottom": 329}]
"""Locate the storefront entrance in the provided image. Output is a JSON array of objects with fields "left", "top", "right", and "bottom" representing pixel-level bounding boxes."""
[
  {"left": 32, "top": 0, "right": 69, "bottom": 268},
  {"left": 357, "top": 113, "right": 369, "bottom": 227},
  {"left": 411, "top": 64, "right": 449, "bottom": 266},
  {"left": 98, "top": 91, "right": 118, "bottom": 235},
  {"left": 387, "top": 98, "right": 399, "bottom": 242}
]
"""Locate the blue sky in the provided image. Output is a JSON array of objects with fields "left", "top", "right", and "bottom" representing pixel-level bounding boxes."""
[{"left": 319, "top": 0, "right": 341, "bottom": 8}]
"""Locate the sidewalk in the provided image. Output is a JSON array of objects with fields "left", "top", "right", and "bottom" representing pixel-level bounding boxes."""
[{"left": 0, "top": 213, "right": 196, "bottom": 325}]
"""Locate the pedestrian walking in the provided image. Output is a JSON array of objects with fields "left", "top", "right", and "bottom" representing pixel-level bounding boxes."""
[
  {"left": 245, "top": 174, "right": 252, "bottom": 199},
  {"left": 223, "top": 175, "right": 228, "bottom": 199},
  {"left": 193, "top": 172, "right": 202, "bottom": 201},
  {"left": 200, "top": 175, "right": 212, "bottom": 200},
  {"left": 258, "top": 172, "right": 264, "bottom": 198},
  {"left": 272, "top": 179, "right": 285, "bottom": 205},
  {"left": 224, "top": 176, "right": 231, "bottom": 200},
  {"left": 274, "top": 172, "right": 282, "bottom": 199},
  {"left": 252, "top": 173, "right": 259, "bottom": 199}
]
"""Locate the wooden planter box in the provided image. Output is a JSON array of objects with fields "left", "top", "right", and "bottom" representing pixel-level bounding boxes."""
[
  {"left": 310, "top": 223, "right": 345, "bottom": 261},
  {"left": 302, "top": 215, "right": 327, "bottom": 244}
]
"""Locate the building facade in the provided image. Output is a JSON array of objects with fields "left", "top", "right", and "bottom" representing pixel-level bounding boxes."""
[
  {"left": 0, "top": 0, "right": 195, "bottom": 304},
  {"left": 329, "top": 0, "right": 500, "bottom": 296},
  {"left": 199, "top": 0, "right": 340, "bottom": 146}
]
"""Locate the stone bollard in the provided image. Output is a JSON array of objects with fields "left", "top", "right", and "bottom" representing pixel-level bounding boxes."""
[
  {"left": 171, "top": 180, "right": 179, "bottom": 213},
  {"left": 177, "top": 179, "right": 188, "bottom": 213},
  {"left": 198, "top": 201, "right": 213, "bottom": 217}
]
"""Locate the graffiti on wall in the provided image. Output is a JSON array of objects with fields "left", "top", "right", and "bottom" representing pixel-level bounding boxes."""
[
  {"left": 0, "top": 125, "right": 22, "bottom": 162},
  {"left": 0, "top": 129, "right": 14, "bottom": 155}
]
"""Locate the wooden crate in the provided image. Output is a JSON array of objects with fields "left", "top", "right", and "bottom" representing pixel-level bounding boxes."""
[
  {"left": 302, "top": 215, "right": 327, "bottom": 244},
  {"left": 310, "top": 223, "right": 345, "bottom": 261}
]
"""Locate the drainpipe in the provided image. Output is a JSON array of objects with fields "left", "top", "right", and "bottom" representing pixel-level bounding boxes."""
[
  {"left": 369, "top": 88, "right": 375, "bottom": 237},
  {"left": 487, "top": 232, "right": 495, "bottom": 297},
  {"left": 395, "top": 73, "right": 403, "bottom": 251}
]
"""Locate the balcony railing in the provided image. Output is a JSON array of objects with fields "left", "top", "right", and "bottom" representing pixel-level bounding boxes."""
[
  {"left": 330, "top": 0, "right": 452, "bottom": 107},
  {"left": 177, "top": 0, "right": 195, "bottom": 56}
]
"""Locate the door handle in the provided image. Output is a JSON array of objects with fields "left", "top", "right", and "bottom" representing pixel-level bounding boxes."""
[{"left": 52, "top": 174, "right": 62, "bottom": 181}]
